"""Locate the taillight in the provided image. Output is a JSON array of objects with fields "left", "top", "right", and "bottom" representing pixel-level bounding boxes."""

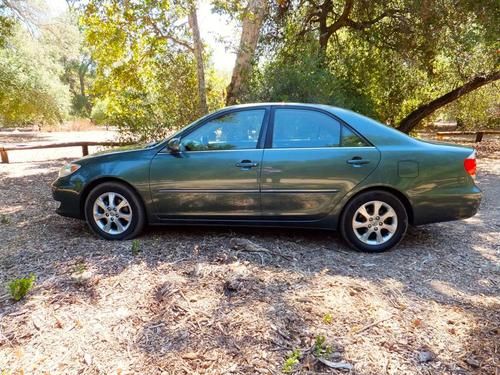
[{"left": 464, "top": 150, "right": 476, "bottom": 178}]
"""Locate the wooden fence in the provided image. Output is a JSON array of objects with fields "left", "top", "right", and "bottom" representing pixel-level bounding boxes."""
[
  {"left": 436, "top": 130, "right": 500, "bottom": 143},
  {"left": 0, "top": 141, "right": 130, "bottom": 164}
]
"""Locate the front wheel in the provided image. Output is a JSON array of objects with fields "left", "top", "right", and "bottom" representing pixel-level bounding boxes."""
[
  {"left": 340, "top": 191, "right": 408, "bottom": 252},
  {"left": 84, "top": 182, "right": 145, "bottom": 240}
]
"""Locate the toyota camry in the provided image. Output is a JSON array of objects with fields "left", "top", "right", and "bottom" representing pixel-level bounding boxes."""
[{"left": 51, "top": 103, "right": 481, "bottom": 252}]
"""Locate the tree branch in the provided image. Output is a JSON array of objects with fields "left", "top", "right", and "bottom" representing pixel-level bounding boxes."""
[
  {"left": 397, "top": 71, "right": 500, "bottom": 133},
  {"left": 144, "top": 15, "right": 194, "bottom": 52},
  {"left": 325, "top": 0, "right": 354, "bottom": 35},
  {"left": 344, "top": 9, "right": 398, "bottom": 30}
]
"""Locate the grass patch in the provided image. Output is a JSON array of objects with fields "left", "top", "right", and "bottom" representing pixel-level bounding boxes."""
[
  {"left": 8, "top": 274, "right": 36, "bottom": 301},
  {"left": 131, "top": 239, "right": 141, "bottom": 256},
  {"left": 282, "top": 349, "right": 301, "bottom": 373},
  {"left": 313, "top": 335, "right": 332, "bottom": 358},
  {"left": 73, "top": 261, "right": 87, "bottom": 274},
  {"left": 323, "top": 313, "right": 333, "bottom": 325}
]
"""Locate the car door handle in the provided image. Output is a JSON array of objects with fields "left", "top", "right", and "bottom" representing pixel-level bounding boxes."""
[
  {"left": 235, "top": 160, "right": 259, "bottom": 169},
  {"left": 347, "top": 157, "right": 370, "bottom": 166}
]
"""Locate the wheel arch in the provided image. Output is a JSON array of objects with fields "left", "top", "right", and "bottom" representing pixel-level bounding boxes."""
[
  {"left": 80, "top": 177, "right": 147, "bottom": 218},
  {"left": 338, "top": 185, "right": 414, "bottom": 228}
]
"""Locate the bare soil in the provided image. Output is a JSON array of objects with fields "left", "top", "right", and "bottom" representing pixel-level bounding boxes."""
[{"left": 0, "top": 135, "right": 498, "bottom": 375}]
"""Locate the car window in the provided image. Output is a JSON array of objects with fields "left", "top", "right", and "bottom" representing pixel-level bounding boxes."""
[
  {"left": 272, "top": 109, "right": 341, "bottom": 148},
  {"left": 182, "top": 109, "right": 265, "bottom": 151},
  {"left": 341, "top": 126, "right": 369, "bottom": 147}
]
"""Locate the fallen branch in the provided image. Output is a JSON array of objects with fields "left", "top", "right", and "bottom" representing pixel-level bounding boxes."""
[
  {"left": 317, "top": 357, "right": 353, "bottom": 370},
  {"left": 230, "top": 238, "right": 270, "bottom": 253},
  {"left": 229, "top": 238, "right": 293, "bottom": 262},
  {"left": 354, "top": 315, "right": 393, "bottom": 335}
]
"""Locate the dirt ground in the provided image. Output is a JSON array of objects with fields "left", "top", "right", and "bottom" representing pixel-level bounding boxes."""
[
  {"left": 0, "top": 130, "right": 118, "bottom": 163},
  {"left": 0, "top": 135, "right": 499, "bottom": 374}
]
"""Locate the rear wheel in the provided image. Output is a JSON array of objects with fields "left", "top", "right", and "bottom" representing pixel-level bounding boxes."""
[
  {"left": 84, "top": 182, "right": 145, "bottom": 240},
  {"left": 340, "top": 191, "right": 408, "bottom": 252}
]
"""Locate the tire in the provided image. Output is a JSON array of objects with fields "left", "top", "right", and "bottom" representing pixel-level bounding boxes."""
[
  {"left": 84, "top": 182, "right": 145, "bottom": 240},
  {"left": 340, "top": 190, "right": 408, "bottom": 252}
]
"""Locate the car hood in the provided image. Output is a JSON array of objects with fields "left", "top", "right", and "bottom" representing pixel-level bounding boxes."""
[{"left": 74, "top": 141, "right": 162, "bottom": 165}]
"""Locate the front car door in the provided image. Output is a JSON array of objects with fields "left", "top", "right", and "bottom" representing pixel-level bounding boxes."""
[
  {"left": 150, "top": 107, "right": 269, "bottom": 218},
  {"left": 260, "top": 107, "right": 380, "bottom": 219}
]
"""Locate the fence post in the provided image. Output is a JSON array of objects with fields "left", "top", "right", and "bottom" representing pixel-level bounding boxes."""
[
  {"left": 82, "top": 144, "right": 89, "bottom": 156},
  {"left": 475, "top": 132, "right": 484, "bottom": 143},
  {"left": 0, "top": 147, "right": 9, "bottom": 164}
]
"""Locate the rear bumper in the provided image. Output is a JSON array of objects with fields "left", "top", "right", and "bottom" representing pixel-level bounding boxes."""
[
  {"left": 412, "top": 187, "right": 482, "bottom": 225},
  {"left": 51, "top": 179, "right": 84, "bottom": 219}
]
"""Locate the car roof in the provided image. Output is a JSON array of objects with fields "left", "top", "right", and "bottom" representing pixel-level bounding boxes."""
[
  {"left": 224, "top": 102, "right": 418, "bottom": 147},
  {"left": 224, "top": 102, "right": 335, "bottom": 111}
]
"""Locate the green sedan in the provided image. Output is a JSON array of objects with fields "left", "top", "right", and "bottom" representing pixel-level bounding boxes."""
[{"left": 51, "top": 103, "right": 481, "bottom": 252}]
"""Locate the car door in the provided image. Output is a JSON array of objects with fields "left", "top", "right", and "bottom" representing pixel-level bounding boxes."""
[
  {"left": 260, "top": 107, "right": 380, "bottom": 218},
  {"left": 150, "top": 108, "right": 268, "bottom": 218}
]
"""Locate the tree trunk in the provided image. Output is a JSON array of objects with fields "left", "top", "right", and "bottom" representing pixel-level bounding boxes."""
[
  {"left": 226, "top": 0, "right": 267, "bottom": 106},
  {"left": 397, "top": 71, "right": 500, "bottom": 133},
  {"left": 188, "top": 5, "right": 208, "bottom": 114},
  {"left": 317, "top": 0, "right": 352, "bottom": 54},
  {"left": 78, "top": 59, "right": 92, "bottom": 113},
  {"left": 318, "top": 0, "right": 333, "bottom": 54},
  {"left": 78, "top": 63, "right": 87, "bottom": 98}
]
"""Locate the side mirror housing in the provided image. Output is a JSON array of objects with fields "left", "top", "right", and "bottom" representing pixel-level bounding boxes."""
[{"left": 167, "top": 137, "right": 181, "bottom": 153}]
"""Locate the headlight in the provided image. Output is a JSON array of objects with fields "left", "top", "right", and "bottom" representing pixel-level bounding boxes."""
[{"left": 58, "top": 163, "right": 81, "bottom": 178}]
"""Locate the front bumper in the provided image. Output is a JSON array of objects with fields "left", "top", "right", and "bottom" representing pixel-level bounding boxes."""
[{"left": 51, "top": 179, "right": 84, "bottom": 219}]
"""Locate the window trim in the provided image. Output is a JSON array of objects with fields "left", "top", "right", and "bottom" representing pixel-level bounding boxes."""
[{"left": 267, "top": 105, "right": 373, "bottom": 149}]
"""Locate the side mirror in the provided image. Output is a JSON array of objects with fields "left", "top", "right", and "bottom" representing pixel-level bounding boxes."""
[{"left": 167, "top": 137, "right": 181, "bottom": 153}]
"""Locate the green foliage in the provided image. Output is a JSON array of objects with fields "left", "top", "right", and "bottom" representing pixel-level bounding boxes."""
[
  {"left": 0, "top": 25, "right": 72, "bottom": 126},
  {"left": 313, "top": 335, "right": 332, "bottom": 358},
  {"left": 81, "top": 0, "right": 224, "bottom": 142},
  {"left": 437, "top": 85, "right": 500, "bottom": 130},
  {"left": 73, "top": 261, "right": 87, "bottom": 274},
  {"left": 252, "top": 0, "right": 499, "bottom": 130},
  {"left": 0, "top": 13, "right": 78, "bottom": 126},
  {"left": 0, "top": 5, "right": 93, "bottom": 126},
  {"left": 90, "top": 98, "right": 109, "bottom": 125},
  {"left": 247, "top": 40, "right": 377, "bottom": 118},
  {"left": 324, "top": 19, "right": 499, "bottom": 128},
  {"left": 1, "top": 0, "right": 497, "bottom": 133},
  {"left": 131, "top": 239, "right": 141, "bottom": 256},
  {"left": 8, "top": 274, "right": 36, "bottom": 301},
  {"left": 282, "top": 348, "right": 301, "bottom": 373},
  {"left": 0, "top": 214, "right": 10, "bottom": 224},
  {"left": 322, "top": 313, "right": 333, "bottom": 325},
  {"left": 0, "top": 4, "right": 15, "bottom": 47},
  {"left": 48, "top": 12, "right": 94, "bottom": 118}
]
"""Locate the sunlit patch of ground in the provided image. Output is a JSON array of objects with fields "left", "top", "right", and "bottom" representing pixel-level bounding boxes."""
[{"left": 0, "top": 130, "right": 118, "bottom": 163}]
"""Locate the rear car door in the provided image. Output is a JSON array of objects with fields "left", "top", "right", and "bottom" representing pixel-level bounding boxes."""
[
  {"left": 150, "top": 108, "right": 268, "bottom": 218},
  {"left": 260, "top": 107, "right": 380, "bottom": 218}
]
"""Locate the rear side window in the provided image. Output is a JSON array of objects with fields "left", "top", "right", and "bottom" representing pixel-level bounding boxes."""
[
  {"left": 341, "top": 126, "right": 369, "bottom": 147},
  {"left": 272, "top": 109, "right": 341, "bottom": 148}
]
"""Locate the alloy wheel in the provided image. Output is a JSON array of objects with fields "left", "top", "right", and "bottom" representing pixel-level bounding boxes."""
[
  {"left": 92, "top": 192, "right": 133, "bottom": 235},
  {"left": 352, "top": 200, "right": 398, "bottom": 245}
]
